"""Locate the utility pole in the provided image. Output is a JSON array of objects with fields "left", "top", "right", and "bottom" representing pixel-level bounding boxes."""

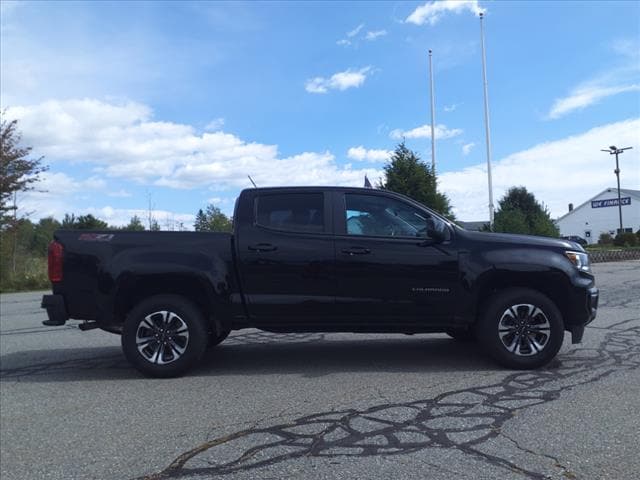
[
  {"left": 428, "top": 49, "right": 436, "bottom": 172},
  {"left": 12, "top": 191, "right": 17, "bottom": 274},
  {"left": 601, "top": 145, "right": 633, "bottom": 233},
  {"left": 479, "top": 12, "right": 495, "bottom": 228}
]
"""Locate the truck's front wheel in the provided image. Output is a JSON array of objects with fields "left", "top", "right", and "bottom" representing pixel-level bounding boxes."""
[
  {"left": 122, "top": 295, "right": 208, "bottom": 378},
  {"left": 476, "top": 288, "right": 564, "bottom": 369}
]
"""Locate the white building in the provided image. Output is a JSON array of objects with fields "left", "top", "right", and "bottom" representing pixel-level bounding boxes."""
[{"left": 556, "top": 188, "right": 640, "bottom": 244}]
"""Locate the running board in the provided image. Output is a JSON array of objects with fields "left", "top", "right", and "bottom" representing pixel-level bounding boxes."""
[{"left": 78, "top": 322, "right": 100, "bottom": 331}]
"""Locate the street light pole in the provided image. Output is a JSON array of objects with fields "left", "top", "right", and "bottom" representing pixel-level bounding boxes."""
[
  {"left": 428, "top": 49, "right": 436, "bottom": 172},
  {"left": 601, "top": 145, "right": 633, "bottom": 234},
  {"left": 479, "top": 12, "right": 495, "bottom": 228}
]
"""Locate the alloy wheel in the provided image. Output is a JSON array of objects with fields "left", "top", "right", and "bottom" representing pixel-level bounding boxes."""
[
  {"left": 498, "top": 304, "right": 551, "bottom": 356},
  {"left": 135, "top": 310, "right": 190, "bottom": 364}
]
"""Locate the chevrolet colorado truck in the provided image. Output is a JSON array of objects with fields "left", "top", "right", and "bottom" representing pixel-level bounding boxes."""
[{"left": 41, "top": 187, "right": 598, "bottom": 377}]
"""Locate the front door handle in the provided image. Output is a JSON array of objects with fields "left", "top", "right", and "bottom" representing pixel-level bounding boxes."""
[
  {"left": 248, "top": 243, "right": 278, "bottom": 253},
  {"left": 341, "top": 247, "right": 371, "bottom": 256}
]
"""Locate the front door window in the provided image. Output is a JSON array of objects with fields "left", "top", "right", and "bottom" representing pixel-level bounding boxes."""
[{"left": 344, "top": 193, "right": 449, "bottom": 241}]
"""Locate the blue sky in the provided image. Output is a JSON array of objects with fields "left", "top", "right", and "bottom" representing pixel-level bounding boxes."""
[{"left": 1, "top": 0, "right": 639, "bottom": 226}]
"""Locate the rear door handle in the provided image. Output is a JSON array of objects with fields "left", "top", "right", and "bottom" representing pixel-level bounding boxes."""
[
  {"left": 248, "top": 243, "right": 278, "bottom": 253},
  {"left": 341, "top": 247, "right": 371, "bottom": 256}
]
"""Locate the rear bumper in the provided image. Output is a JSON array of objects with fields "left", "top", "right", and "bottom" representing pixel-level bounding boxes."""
[{"left": 41, "top": 294, "right": 69, "bottom": 326}]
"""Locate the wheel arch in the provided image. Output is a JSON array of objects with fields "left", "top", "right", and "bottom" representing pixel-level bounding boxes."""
[
  {"left": 113, "top": 273, "right": 230, "bottom": 333},
  {"left": 474, "top": 269, "right": 570, "bottom": 325}
]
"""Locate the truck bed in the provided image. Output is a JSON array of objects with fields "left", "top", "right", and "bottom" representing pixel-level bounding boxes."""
[{"left": 52, "top": 230, "right": 236, "bottom": 323}]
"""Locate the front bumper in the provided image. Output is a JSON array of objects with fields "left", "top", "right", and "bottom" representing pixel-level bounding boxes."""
[
  {"left": 41, "top": 294, "right": 69, "bottom": 326},
  {"left": 567, "top": 286, "right": 598, "bottom": 344}
]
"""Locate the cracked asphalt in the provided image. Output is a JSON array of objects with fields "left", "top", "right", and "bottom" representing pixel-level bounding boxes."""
[{"left": 1, "top": 261, "right": 639, "bottom": 480}]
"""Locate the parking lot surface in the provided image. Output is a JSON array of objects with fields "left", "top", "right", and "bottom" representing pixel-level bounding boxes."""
[{"left": 1, "top": 261, "right": 639, "bottom": 480}]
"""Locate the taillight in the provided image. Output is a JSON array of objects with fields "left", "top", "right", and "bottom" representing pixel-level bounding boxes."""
[{"left": 48, "top": 241, "right": 64, "bottom": 283}]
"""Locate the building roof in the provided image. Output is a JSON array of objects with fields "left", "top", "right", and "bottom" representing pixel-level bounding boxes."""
[
  {"left": 459, "top": 220, "right": 489, "bottom": 231},
  {"left": 556, "top": 188, "right": 640, "bottom": 222}
]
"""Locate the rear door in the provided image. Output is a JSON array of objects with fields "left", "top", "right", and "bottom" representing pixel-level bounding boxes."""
[
  {"left": 236, "top": 190, "right": 336, "bottom": 323},
  {"left": 332, "top": 191, "right": 459, "bottom": 325}
]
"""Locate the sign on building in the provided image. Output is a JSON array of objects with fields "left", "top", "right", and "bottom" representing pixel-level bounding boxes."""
[{"left": 591, "top": 197, "right": 631, "bottom": 209}]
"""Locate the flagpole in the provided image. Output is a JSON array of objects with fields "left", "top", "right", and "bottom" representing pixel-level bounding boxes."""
[
  {"left": 479, "top": 12, "right": 495, "bottom": 228},
  {"left": 429, "top": 49, "right": 436, "bottom": 172}
]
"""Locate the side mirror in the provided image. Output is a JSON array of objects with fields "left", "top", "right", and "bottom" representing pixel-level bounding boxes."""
[
  {"left": 429, "top": 227, "right": 447, "bottom": 243},
  {"left": 425, "top": 217, "right": 448, "bottom": 243}
]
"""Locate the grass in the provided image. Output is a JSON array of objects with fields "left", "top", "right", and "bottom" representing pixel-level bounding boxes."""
[
  {"left": 0, "top": 256, "right": 50, "bottom": 293},
  {"left": 585, "top": 245, "right": 640, "bottom": 251}
]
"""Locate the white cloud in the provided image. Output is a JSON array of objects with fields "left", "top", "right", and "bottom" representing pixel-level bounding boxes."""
[
  {"left": 337, "top": 24, "right": 365, "bottom": 46},
  {"left": 546, "top": 40, "right": 640, "bottom": 120},
  {"left": 347, "top": 146, "right": 392, "bottom": 162},
  {"left": 390, "top": 123, "right": 463, "bottom": 140},
  {"left": 547, "top": 84, "right": 640, "bottom": 120},
  {"left": 443, "top": 103, "right": 459, "bottom": 112},
  {"left": 305, "top": 67, "right": 372, "bottom": 94},
  {"left": 347, "top": 24, "right": 365, "bottom": 38},
  {"left": 462, "top": 142, "right": 475, "bottom": 156},
  {"left": 338, "top": 24, "right": 387, "bottom": 46},
  {"left": 439, "top": 118, "right": 640, "bottom": 220},
  {"left": 365, "top": 30, "right": 387, "bottom": 41},
  {"left": 204, "top": 118, "right": 225, "bottom": 131},
  {"left": 406, "top": 0, "right": 485, "bottom": 26},
  {"left": 610, "top": 38, "right": 640, "bottom": 60},
  {"left": 99, "top": 207, "right": 195, "bottom": 229},
  {"left": 16, "top": 171, "right": 192, "bottom": 228},
  {"left": 107, "top": 189, "right": 133, "bottom": 198},
  {"left": 6, "top": 98, "right": 383, "bottom": 193},
  {"left": 15, "top": 171, "right": 103, "bottom": 219}
]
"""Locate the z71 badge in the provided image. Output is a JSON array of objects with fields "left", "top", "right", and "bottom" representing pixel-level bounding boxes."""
[{"left": 78, "top": 233, "right": 114, "bottom": 242}]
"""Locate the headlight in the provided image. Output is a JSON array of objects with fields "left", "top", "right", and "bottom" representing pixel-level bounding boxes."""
[{"left": 565, "top": 251, "right": 591, "bottom": 273}]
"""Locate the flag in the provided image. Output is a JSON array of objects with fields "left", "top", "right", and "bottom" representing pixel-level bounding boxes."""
[{"left": 364, "top": 175, "right": 372, "bottom": 188}]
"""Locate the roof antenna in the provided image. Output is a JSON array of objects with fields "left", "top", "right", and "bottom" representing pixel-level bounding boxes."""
[{"left": 247, "top": 175, "right": 258, "bottom": 188}]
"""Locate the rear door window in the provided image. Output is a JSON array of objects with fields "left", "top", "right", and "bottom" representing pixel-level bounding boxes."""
[{"left": 256, "top": 193, "right": 325, "bottom": 233}]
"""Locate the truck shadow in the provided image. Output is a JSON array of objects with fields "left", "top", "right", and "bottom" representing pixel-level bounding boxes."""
[
  {"left": 202, "top": 335, "right": 495, "bottom": 378},
  {"left": 0, "top": 333, "right": 497, "bottom": 382}
]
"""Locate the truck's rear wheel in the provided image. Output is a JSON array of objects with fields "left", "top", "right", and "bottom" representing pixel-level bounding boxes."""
[
  {"left": 476, "top": 288, "right": 564, "bottom": 369},
  {"left": 122, "top": 295, "right": 208, "bottom": 378}
]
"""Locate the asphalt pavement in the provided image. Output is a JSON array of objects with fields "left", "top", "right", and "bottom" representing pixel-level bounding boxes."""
[{"left": 1, "top": 261, "right": 639, "bottom": 480}]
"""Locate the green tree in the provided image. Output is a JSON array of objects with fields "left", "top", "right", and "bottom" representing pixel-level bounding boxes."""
[
  {"left": 0, "top": 218, "right": 50, "bottom": 292},
  {"left": 493, "top": 187, "right": 559, "bottom": 237},
  {"left": 194, "top": 204, "right": 232, "bottom": 232},
  {"left": 1, "top": 113, "right": 48, "bottom": 229},
  {"left": 379, "top": 142, "right": 454, "bottom": 219},
  {"left": 61, "top": 213, "right": 109, "bottom": 230},
  {"left": 149, "top": 218, "right": 161, "bottom": 231},
  {"left": 123, "top": 215, "right": 145, "bottom": 231},
  {"left": 492, "top": 209, "right": 529, "bottom": 235},
  {"left": 30, "top": 217, "right": 61, "bottom": 253}
]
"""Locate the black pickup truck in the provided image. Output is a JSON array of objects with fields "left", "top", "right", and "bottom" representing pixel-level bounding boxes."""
[{"left": 42, "top": 186, "right": 598, "bottom": 377}]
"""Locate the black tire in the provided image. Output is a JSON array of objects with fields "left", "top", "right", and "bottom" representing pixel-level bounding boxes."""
[
  {"left": 475, "top": 288, "right": 564, "bottom": 369},
  {"left": 446, "top": 329, "right": 476, "bottom": 342},
  {"left": 208, "top": 329, "right": 230, "bottom": 348},
  {"left": 122, "top": 295, "right": 208, "bottom": 378}
]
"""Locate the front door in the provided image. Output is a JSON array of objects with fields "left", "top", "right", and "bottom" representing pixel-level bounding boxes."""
[
  {"left": 333, "top": 191, "right": 459, "bottom": 325},
  {"left": 236, "top": 191, "right": 335, "bottom": 323}
]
